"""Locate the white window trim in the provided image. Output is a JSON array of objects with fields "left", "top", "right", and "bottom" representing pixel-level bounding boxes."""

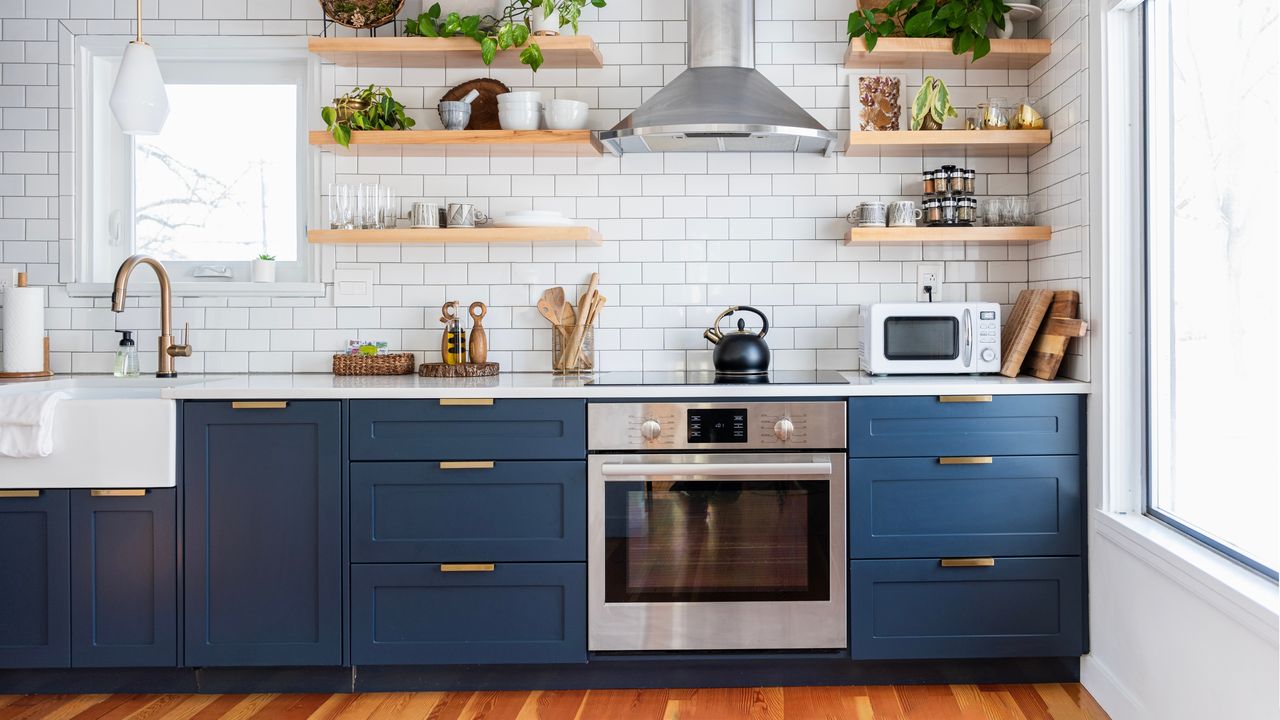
[
  {"left": 1087, "top": 0, "right": 1278, "bottom": 641},
  {"left": 66, "top": 35, "right": 329, "bottom": 298}
]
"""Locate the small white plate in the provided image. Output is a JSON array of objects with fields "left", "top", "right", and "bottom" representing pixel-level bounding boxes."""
[
  {"left": 495, "top": 215, "right": 578, "bottom": 228},
  {"left": 1006, "top": 3, "right": 1043, "bottom": 22}
]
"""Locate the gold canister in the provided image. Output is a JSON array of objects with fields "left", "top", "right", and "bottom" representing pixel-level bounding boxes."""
[{"left": 1013, "top": 97, "right": 1045, "bottom": 130}]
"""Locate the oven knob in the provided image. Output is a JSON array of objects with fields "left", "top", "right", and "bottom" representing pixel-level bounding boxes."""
[
  {"left": 981, "top": 347, "right": 996, "bottom": 363},
  {"left": 773, "top": 418, "right": 795, "bottom": 442},
  {"left": 640, "top": 419, "right": 662, "bottom": 441}
]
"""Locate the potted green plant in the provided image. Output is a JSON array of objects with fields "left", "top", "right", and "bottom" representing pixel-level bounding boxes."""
[
  {"left": 321, "top": 85, "right": 416, "bottom": 149},
  {"left": 252, "top": 253, "right": 276, "bottom": 283},
  {"left": 911, "top": 75, "right": 958, "bottom": 130},
  {"left": 405, "top": 0, "right": 607, "bottom": 71},
  {"left": 849, "top": 0, "right": 1013, "bottom": 62}
]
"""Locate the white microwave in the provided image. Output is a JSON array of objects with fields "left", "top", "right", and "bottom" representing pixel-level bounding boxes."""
[{"left": 859, "top": 302, "right": 1002, "bottom": 375}]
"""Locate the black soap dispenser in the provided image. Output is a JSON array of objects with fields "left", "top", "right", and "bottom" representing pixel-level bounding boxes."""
[{"left": 114, "top": 330, "right": 139, "bottom": 378}]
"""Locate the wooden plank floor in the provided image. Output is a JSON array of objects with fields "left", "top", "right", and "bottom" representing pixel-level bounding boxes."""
[{"left": 0, "top": 684, "right": 1110, "bottom": 719}]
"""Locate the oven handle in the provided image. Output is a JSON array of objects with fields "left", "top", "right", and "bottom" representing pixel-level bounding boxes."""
[{"left": 599, "top": 461, "right": 833, "bottom": 478}]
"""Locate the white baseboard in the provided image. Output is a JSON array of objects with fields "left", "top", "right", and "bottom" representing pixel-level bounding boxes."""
[{"left": 1081, "top": 655, "right": 1146, "bottom": 720}]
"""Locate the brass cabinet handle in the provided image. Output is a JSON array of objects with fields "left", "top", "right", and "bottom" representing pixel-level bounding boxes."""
[
  {"left": 938, "top": 395, "right": 993, "bottom": 403},
  {"left": 938, "top": 456, "right": 994, "bottom": 465},
  {"left": 231, "top": 401, "right": 289, "bottom": 410},
  {"left": 940, "top": 558, "right": 996, "bottom": 568},
  {"left": 0, "top": 489, "right": 40, "bottom": 498},
  {"left": 440, "top": 461, "right": 495, "bottom": 470},
  {"left": 439, "top": 398, "right": 494, "bottom": 406},
  {"left": 440, "top": 563, "right": 495, "bottom": 573},
  {"left": 91, "top": 489, "right": 148, "bottom": 497}
]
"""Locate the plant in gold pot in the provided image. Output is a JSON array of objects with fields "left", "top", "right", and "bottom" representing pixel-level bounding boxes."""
[
  {"left": 321, "top": 85, "right": 415, "bottom": 148},
  {"left": 910, "top": 75, "right": 958, "bottom": 131}
]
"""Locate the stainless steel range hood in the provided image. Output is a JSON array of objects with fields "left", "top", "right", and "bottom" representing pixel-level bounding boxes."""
[{"left": 597, "top": 0, "right": 838, "bottom": 156}]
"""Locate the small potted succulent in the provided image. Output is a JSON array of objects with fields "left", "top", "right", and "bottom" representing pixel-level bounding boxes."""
[
  {"left": 911, "top": 75, "right": 958, "bottom": 130},
  {"left": 252, "top": 253, "right": 276, "bottom": 283}
]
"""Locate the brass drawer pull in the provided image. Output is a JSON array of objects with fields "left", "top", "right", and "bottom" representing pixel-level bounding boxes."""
[
  {"left": 440, "top": 461, "right": 495, "bottom": 470},
  {"left": 232, "top": 401, "right": 289, "bottom": 410},
  {"left": 938, "top": 456, "right": 994, "bottom": 465},
  {"left": 440, "top": 563, "right": 495, "bottom": 573},
  {"left": 439, "top": 398, "right": 494, "bottom": 407},
  {"left": 91, "top": 489, "right": 148, "bottom": 497},
  {"left": 0, "top": 489, "right": 40, "bottom": 498},
  {"left": 940, "top": 558, "right": 996, "bottom": 568},
  {"left": 938, "top": 395, "right": 993, "bottom": 403}
]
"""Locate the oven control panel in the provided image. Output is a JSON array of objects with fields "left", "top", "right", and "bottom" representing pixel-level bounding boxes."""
[{"left": 587, "top": 402, "right": 847, "bottom": 452}]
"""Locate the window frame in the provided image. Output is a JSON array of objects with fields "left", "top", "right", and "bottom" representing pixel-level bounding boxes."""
[
  {"left": 1139, "top": 0, "right": 1279, "bottom": 581},
  {"left": 71, "top": 35, "right": 323, "bottom": 295}
]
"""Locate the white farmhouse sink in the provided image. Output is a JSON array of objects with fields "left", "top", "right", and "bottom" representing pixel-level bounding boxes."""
[{"left": 0, "top": 377, "right": 197, "bottom": 489}]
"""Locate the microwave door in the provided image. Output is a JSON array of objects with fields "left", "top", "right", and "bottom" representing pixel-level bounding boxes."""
[{"left": 883, "top": 316, "right": 960, "bottom": 361}]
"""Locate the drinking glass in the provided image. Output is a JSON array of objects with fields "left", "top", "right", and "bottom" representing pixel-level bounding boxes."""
[
  {"left": 334, "top": 184, "right": 354, "bottom": 230},
  {"left": 359, "top": 183, "right": 379, "bottom": 229},
  {"left": 380, "top": 186, "right": 397, "bottom": 229},
  {"left": 1009, "top": 196, "right": 1033, "bottom": 226}
]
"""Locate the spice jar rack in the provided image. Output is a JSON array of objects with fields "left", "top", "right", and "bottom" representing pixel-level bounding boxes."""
[{"left": 921, "top": 165, "right": 977, "bottom": 227}]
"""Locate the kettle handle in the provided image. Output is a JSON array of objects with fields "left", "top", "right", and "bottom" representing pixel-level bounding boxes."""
[{"left": 712, "top": 305, "right": 770, "bottom": 339}]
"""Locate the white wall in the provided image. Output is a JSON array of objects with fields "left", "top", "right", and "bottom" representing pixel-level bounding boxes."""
[{"left": 0, "top": 0, "right": 1089, "bottom": 376}]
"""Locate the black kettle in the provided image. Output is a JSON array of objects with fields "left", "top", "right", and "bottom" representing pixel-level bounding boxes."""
[{"left": 703, "top": 306, "right": 771, "bottom": 375}]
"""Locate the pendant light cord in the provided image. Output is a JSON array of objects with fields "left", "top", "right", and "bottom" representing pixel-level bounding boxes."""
[{"left": 136, "top": 0, "right": 142, "bottom": 42}]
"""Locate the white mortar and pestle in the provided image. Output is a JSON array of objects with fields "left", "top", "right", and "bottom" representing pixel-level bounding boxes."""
[{"left": 439, "top": 89, "right": 480, "bottom": 130}]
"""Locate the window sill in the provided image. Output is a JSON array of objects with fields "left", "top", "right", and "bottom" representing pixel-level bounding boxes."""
[
  {"left": 66, "top": 282, "right": 327, "bottom": 299},
  {"left": 1091, "top": 509, "right": 1278, "bottom": 643}
]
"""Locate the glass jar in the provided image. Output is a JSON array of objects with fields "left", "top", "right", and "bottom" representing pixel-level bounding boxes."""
[
  {"left": 937, "top": 197, "right": 958, "bottom": 226},
  {"left": 553, "top": 323, "right": 596, "bottom": 374},
  {"left": 949, "top": 167, "right": 966, "bottom": 195},
  {"left": 939, "top": 165, "right": 957, "bottom": 196},
  {"left": 982, "top": 98, "right": 1010, "bottom": 130},
  {"left": 1013, "top": 96, "right": 1045, "bottom": 130},
  {"left": 922, "top": 170, "right": 936, "bottom": 195},
  {"left": 923, "top": 197, "right": 942, "bottom": 224},
  {"left": 957, "top": 196, "right": 977, "bottom": 225},
  {"left": 963, "top": 169, "right": 976, "bottom": 195}
]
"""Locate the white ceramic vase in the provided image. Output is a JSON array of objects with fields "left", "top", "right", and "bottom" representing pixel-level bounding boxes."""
[
  {"left": 531, "top": 8, "right": 563, "bottom": 35},
  {"left": 251, "top": 259, "right": 276, "bottom": 283}
]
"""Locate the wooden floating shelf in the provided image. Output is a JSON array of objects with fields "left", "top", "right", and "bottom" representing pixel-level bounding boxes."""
[
  {"left": 308, "top": 227, "right": 603, "bottom": 247},
  {"left": 308, "top": 35, "right": 604, "bottom": 69},
  {"left": 844, "top": 226, "right": 1052, "bottom": 244},
  {"left": 845, "top": 129, "right": 1052, "bottom": 157},
  {"left": 844, "top": 38, "right": 1051, "bottom": 69},
  {"left": 308, "top": 130, "right": 603, "bottom": 157}
]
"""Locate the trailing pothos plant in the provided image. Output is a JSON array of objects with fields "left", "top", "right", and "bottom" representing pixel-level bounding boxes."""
[
  {"left": 849, "top": 0, "right": 1013, "bottom": 62},
  {"left": 321, "top": 85, "right": 416, "bottom": 148},
  {"left": 405, "top": 0, "right": 607, "bottom": 71}
]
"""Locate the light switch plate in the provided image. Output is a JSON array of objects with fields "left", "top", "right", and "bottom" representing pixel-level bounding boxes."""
[{"left": 332, "top": 268, "right": 375, "bottom": 307}]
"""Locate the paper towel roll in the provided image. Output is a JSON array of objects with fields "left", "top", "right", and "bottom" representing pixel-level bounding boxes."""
[{"left": 2, "top": 286, "right": 45, "bottom": 373}]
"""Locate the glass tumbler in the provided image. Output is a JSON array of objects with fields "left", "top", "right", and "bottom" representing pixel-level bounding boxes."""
[
  {"left": 1009, "top": 196, "right": 1033, "bottom": 226},
  {"left": 379, "top": 186, "right": 397, "bottom": 229}
]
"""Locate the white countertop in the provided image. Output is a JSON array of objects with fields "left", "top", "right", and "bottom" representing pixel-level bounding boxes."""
[{"left": 131, "top": 372, "right": 1090, "bottom": 400}]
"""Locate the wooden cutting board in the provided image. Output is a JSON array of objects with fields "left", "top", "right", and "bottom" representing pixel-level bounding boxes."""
[
  {"left": 1025, "top": 290, "right": 1088, "bottom": 380},
  {"left": 1000, "top": 288, "right": 1055, "bottom": 378}
]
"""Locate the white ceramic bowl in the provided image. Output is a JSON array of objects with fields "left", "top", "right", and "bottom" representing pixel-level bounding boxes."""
[
  {"left": 544, "top": 99, "right": 589, "bottom": 130},
  {"left": 499, "top": 105, "right": 542, "bottom": 130},
  {"left": 497, "top": 91, "right": 543, "bottom": 105}
]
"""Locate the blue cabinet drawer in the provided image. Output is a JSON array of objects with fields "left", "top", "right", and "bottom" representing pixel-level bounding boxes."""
[
  {"left": 350, "top": 562, "right": 587, "bottom": 665},
  {"left": 850, "top": 456, "right": 1081, "bottom": 559},
  {"left": 350, "top": 400, "right": 586, "bottom": 461},
  {"left": 351, "top": 461, "right": 586, "bottom": 563},
  {"left": 849, "top": 395, "right": 1082, "bottom": 458},
  {"left": 850, "top": 557, "right": 1083, "bottom": 660}
]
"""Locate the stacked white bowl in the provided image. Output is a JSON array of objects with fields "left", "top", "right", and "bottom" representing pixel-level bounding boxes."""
[
  {"left": 497, "top": 91, "right": 543, "bottom": 130},
  {"left": 544, "top": 99, "right": 590, "bottom": 130}
]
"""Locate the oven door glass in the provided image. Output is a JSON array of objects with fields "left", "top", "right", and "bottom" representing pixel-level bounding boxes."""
[
  {"left": 883, "top": 316, "right": 959, "bottom": 360},
  {"left": 604, "top": 477, "right": 831, "bottom": 603}
]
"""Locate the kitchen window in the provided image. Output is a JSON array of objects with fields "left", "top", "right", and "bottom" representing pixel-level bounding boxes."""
[
  {"left": 1143, "top": 0, "right": 1278, "bottom": 579},
  {"left": 75, "top": 37, "right": 316, "bottom": 288}
]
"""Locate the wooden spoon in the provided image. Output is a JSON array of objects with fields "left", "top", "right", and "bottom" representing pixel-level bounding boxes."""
[
  {"left": 536, "top": 298, "right": 560, "bottom": 325},
  {"left": 539, "top": 287, "right": 566, "bottom": 326}
]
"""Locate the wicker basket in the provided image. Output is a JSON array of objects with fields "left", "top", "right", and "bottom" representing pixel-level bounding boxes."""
[{"left": 332, "top": 352, "right": 416, "bottom": 376}]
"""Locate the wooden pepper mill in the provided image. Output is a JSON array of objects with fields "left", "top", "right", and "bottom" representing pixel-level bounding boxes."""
[{"left": 468, "top": 302, "right": 488, "bottom": 364}]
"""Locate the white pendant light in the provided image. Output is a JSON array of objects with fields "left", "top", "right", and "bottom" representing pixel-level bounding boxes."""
[{"left": 109, "top": 0, "right": 168, "bottom": 135}]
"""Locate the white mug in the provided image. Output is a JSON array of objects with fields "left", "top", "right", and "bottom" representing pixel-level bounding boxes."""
[
  {"left": 888, "top": 201, "right": 924, "bottom": 227},
  {"left": 446, "top": 203, "right": 489, "bottom": 228},
  {"left": 858, "top": 202, "right": 888, "bottom": 227},
  {"left": 410, "top": 202, "right": 440, "bottom": 228}
]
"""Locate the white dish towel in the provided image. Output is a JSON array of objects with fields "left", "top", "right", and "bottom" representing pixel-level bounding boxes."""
[{"left": 0, "top": 391, "right": 66, "bottom": 458}]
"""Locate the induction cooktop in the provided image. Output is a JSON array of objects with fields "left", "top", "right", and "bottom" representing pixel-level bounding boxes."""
[{"left": 586, "top": 370, "right": 851, "bottom": 386}]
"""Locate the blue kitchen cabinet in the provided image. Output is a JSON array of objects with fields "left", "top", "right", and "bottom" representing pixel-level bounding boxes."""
[
  {"left": 849, "top": 395, "right": 1082, "bottom": 458},
  {"left": 0, "top": 490, "right": 70, "bottom": 669},
  {"left": 70, "top": 489, "right": 177, "bottom": 668},
  {"left": 849, "top": 557, "right": 1084, "bottom": 660},
  {"left": 349, "top": 399, "right": 586, "bottom": 461},
  {"left": 183, "top": 401, "right": 343, "bottom": 667},
  {"left": 849, "top": 455, "right": 1082, "bottom": 558},
  {"left": 350, "top": 461, "right": 586, "bottom": 563},
  {"left": 350, "top": 562, "right": 587, "bottom": 665}
]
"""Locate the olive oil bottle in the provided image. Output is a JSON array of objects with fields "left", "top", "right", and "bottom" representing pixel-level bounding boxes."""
[{"left": 440, "top": 301, "right": 467, "bottom": 365}]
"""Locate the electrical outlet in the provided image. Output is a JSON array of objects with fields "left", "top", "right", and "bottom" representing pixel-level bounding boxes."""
[{"left": 916, "top": 263, "right": 944, "bottom": 302}]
